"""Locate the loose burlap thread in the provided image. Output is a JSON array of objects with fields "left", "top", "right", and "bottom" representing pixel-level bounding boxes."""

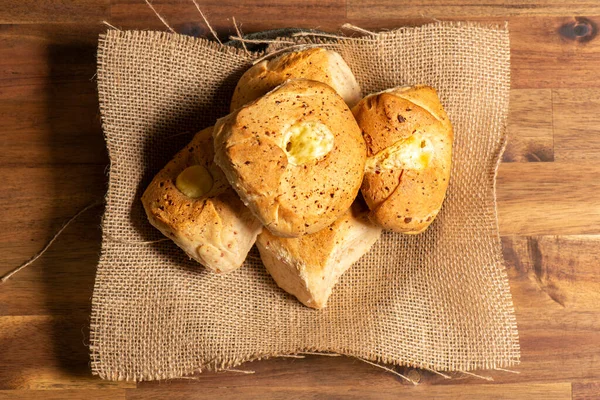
[{"left": 91, "top": 22, "right": 520, "bottom": 381}]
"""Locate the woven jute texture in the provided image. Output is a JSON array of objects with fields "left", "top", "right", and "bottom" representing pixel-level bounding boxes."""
[{"left": 91, "top": 23, "right": 520, "bottom": 381}]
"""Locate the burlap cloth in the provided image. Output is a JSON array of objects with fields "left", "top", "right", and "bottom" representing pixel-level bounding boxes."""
[{"left": 91, "top": 22, "right": 520, "bottom": 381}]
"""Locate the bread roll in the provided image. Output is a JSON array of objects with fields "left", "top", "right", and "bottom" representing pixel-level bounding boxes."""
[
  {"left": 141, "top": 127, "right": 262, "bottom": 273},
  {"left": 352, "top": 85, "right": 453, "bottom": 234},
  {"left": 257, "top": 201, "right": 382, "bottom": 309},
  {"left": 214, "top": 79, "right": 366, "bottom": 238},
  {"left": 230, "top": 47, "right": 361, "bottom": 111}
]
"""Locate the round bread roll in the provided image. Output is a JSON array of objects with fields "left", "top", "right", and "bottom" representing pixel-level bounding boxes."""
[
  {"left": 257, "top": 201, "right": 382, "bottom": 309},
  {"left": 214, "top": 79, "right": 367, "bottom": 238},
  {"left": 352, "top": 85, "right": 453, "bottom": 234},
  {"left": 141, "top": 127, "right": 262, "bottom": 273},
  {"left": 230, "top": 47, "right": 361, "bottom": 111}
]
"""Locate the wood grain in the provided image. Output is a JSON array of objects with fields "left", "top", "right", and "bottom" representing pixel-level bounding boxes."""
[
  {"left": 0, "top": 205, "right": 103, "bottom": 316},
  {"left": 109, "top": 0, "right": 346, "bottom": 38},
  {"left": 128, "top": 382, "right": 572, "bottom": 399},
  {"left": 104, "top": 12, "right": 600, "bottom": 91},
  {"left": 347, "top": 1, "right": 600, "bottom": 18},
  {"left": 497, "top": 162, "right": 600, "bottom": 235},
  {"left": 0, "top": 315, "right": 133, "bottom": 390},
  {"left": 0, "top": 0, "right": 109, "bottom": 23},
  {"left": 106, "top": 14, "right": 468, "bottom": 40},
  {"left": 504, "top": 89, "right": 554, "bottom": 162},
  {"left": 0, "top": 390, "right": 126, "bottom": 400},
  {"left": 0, "top": 24, "right": 106, "bottom": 166},
  {"left": 573, "top": 382, "right": 600, "bottom": 400},
  {"left": 511, "top": 17, "right": 600, "bottom": 89},
  {"left": 0, "top": 166, "right": 105, "bottom": 268},
  {"left": 501, "top": 237, "right": 600, "bottom": 386},
  {"left": 553, "top": 89, "right": 600, "bottom": 161},
  {"left": 502, "top": 235, "right": 600, "bottom": 309}
]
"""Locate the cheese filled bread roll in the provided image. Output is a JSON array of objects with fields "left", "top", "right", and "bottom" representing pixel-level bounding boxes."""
[
  {"left": 214, "top": 79, "right": 366, "bottom": 238},
  {"left": 141, "top": 127, "right": 262, "bottom": 273},
  {"left": 352, "top": 85, "right": 453, "bottom": 234},
  {"left": 230, "top": 48, "right": 361, "bottom": 111},
  {"left": 257, "top": 201, "right": 382, "bottom": 309}
]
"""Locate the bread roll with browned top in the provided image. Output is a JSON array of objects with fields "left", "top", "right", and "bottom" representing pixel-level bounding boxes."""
[
  {"left": 214, "top": 79, "right": 366, "bottom": 238},
  {"left": 352, "top": 85, "right": 453, "bottom": 234},
  {"left": 257, "top": 201, "right": 382, "bottom": 309},
  {"left": 230, "top": 48, "right": 361, "bottom": 111},
  {"left": 141, "top": 127, "right": 262, "bottom": 273}
]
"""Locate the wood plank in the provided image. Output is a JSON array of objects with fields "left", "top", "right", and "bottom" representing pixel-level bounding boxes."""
[
  {"left": 104, "top": 14, "right": 475, "bottom": 40},
  {"left": 496, "top": 162, "right": 600, "bottom": 235},
  {"left": 0, "top": 165, "right": 104, "bottom": 316},
  {"left": 0, "top": 96, "right": 105, "bottom": 166},
  {"left": 0, "top": 206, "right": 102, "bottom": 316},
  {"left": 508, "top": 307, "right": 600, "bottom": 384},
  {"left": 553, "top": 89, "right": 600, "bottom": 161},
  {"left": 131, "top": 381, "right": 571, "bottom": 399},
  {"left": 432, "top": 236, "right": 600, "bottom": 385},
  {"left": 504, "top": 89, "right": 554, "bottom": 162},
  {"left": 102, "top": 14, "right": 600, "bottom": 91},
  {"left": 0, "top": 0, "right": 109, "bottom": 24},
  {"left": 573, "top": 382, "right": 600, "bottom": 400},
  {"left": 498, "top": 238, "right": 600, "bottom": 385},
  {"left": 0, "top": 390, "right": 126, "bottom": 400},
  {"left": 347, "top": 1, "right": 600, "bottom": 18},
  {"left": 0, "top": 24, "right": 102, "bottom": 47},
  {"left": 109, "top": 0, "right": 346, "bottom": 38},
  {"left": 502, "top": 235, "right": 600, "bottom": 309},
  {"left": 0, "top": 315, "right": 134, "bottom": 390},
  {"left": 0, "top": 24, "right": 106, "bottom": 165},
  {"left": 511, "top": 17, "right": 600, "bottom": 89},
  {"left": 0, "top": 166, "right": 106, "bottom": 262}
]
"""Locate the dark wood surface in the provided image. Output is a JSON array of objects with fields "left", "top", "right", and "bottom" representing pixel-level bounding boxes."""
[{"left": 1, "top": 1, "right": 599, "bottom": 399}]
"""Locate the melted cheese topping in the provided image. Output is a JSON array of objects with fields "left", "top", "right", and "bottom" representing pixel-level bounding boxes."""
[
  {"left": 176, "top": 165, "right": 213, "bottom": 198},
  {"left": 365, "top": 133, "right": 433, "bottom": 173},
  {"left": 282, "top": 121, "right": 334, "bottom": 165}
]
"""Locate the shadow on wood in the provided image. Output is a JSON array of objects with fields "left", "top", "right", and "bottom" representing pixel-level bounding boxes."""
[{"left": 44, "top": 40, "right": 107, "bottom": 380}]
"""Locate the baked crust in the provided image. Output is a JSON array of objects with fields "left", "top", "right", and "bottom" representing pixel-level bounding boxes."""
[
  {"left": 141, "top": 127, "right": 262, "bottom": 273},
  {"left": 256, "top": 201, "right": 382, "bottom": 309},
  {"left": 230, "top": 48, "right": 361, "bottom": 111},
  {"left": 352, "top": 85, "right": 453, "bottom": 233},
  {"left": 214, "top": 79, "right": 367, "bottom": 238}
]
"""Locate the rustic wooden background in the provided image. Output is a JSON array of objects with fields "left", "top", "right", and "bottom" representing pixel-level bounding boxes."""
[{"left": 1, "top": 1, "right": 599, "bottom": 399}]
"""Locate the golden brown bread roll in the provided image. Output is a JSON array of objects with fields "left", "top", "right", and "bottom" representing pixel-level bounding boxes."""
[
  {"left": 352, "top": 85, "right": 453, "bottom": 234},
  {"left": 230, "top": 47, "right": 361, "bottom": 111},
  {"left": 141, "top": 127, "right": 262, "bottom": 273},
  {"left": 214, "top": 79, "right": 367, "bottom": 238},
  {"left": 257, "top": 201, "right": 382, "bottom": 309}
]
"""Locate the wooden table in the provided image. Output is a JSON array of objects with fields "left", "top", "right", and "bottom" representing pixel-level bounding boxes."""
[{"left": 1, "top": 1, "right": 599, "bottom": 399}]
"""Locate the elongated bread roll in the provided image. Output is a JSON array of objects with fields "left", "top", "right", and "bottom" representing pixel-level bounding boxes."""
[
  {"left": 257, "top": 201, "right": 382, "bottom": 309},
  {"left": 352, "top": 85, "right": 453, "bottom": 234},
  {"left": 141, "top": 127, "right": 262, "bottom": 273},
  {"left": 214, "top": 79, "right": 366, "bottom": 238},
  {"left": 230, "top": 47, "right": 361, "bottom": 111}
]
